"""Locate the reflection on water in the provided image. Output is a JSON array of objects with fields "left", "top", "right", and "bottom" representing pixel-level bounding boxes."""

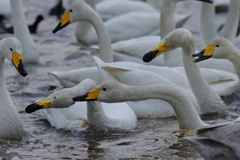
[{"left": 0, "top": 0, "right": 239, "bottom": 159}]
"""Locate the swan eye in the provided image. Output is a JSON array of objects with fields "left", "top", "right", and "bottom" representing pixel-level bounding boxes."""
[
  {"left": 102, "top": 88, "right": 106, "bottom": 91},
  {"left": 216, "top": 45, "right": 219, "bottom": 47},
  {"left": 69, "top": 9, "right": 73, "bottom": 12},
  {"left": 10, "top": 48, "right": 13, "bottom": 51},
  {"left": 53, "top": 97, "right": 57, "bottom": 99}
]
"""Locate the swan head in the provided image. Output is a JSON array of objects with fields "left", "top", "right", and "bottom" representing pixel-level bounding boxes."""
[
  {"left": 143, "top": 28, "right": 193, "bottom": 62},
  {"left": 52, "top": 1, "right": 92, "bottom": 33},
  {"left": 73, "top": 80, "right": 126, "bottom": 103},
  {"left": 193, "top": 37, "right": 231, "bottom": 63},
  {"left": 0, "top": 37, "right": 28, "bottom": 77},
  {"left": 25, "top": 79, "right": 97, "bottom": 113}
]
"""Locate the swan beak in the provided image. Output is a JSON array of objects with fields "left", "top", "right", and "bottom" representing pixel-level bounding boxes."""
[
  {"left": 73, "top": 89, "right": 101, "bottom": 101},
  {"left": 197, "top": 0, "right": 213, "bottom": 3},
  {"left": 143, "top": 42, "right": 169, "bottom": 62},
  {"left": 193, "top": 46, "right": 215, "bottom": 63},
  {"left": 52, "top": 11, "right": 71, "bottom": 33},
  {"left": 25, "top": 99, "right": 52, "bottom": 113},
  {"left": 12, "top": 51, "right": 28, "bottom": 77}
]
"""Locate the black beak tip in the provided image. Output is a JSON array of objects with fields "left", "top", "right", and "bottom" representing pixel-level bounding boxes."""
[
  {"left": 142, "top": 51, "right": 155, "bottom": 63},
  {"left": 25, "top": 104, "right": 43, "bottom": 113}
]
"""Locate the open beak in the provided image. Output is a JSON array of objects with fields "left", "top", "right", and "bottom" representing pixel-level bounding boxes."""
[
  {"left": 143, "top": 42, "right": 169, "bottom": 62},
  {"left": 25, "top": 99, "right": 52, "bottom": 113},
  {"left": 72, "top": 89, "right": 101, "bottom": 101},
  {"left": 197, "top": 0, "right": 213, "bottom": 3},
  {"left": 11, "top": 51, "right": 28, "bottom": 77},
  {"left": 192, "top": 46, "right": 215, "bottom": 63},
  {"left": 52, "top": 11, "right": 71, "bottom": 33}
]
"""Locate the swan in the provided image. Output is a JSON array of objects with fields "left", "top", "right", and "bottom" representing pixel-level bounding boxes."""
[
  {"left": 200, "top": 0, "right": 240, "bottom": 46},
  {"left": 73, "top": 80, "right": 208, "bottom": 129},
  {"left": 0, "top": 37, "right": 28, "bottom": 140},
  {"left": 184, "top": 117, "right": 240, "bottom": 159},
  {"left": 25, "top": 79, "right": 137, "bottom": 130},
  {"left": 10, "top": 0, "right": 39, "bottom": 63},
  {"left": 193, "top": 37, "right": 240, "bottom": 93},
  {"left": 143, "top": 28, "right": 226, "bottom": 114},
  {"left": 74, "top": 80, "right": 240, "bottom": 159}
]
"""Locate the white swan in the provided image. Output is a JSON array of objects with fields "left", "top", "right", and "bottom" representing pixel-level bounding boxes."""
[
  {"left": 10, "top": 0, "right": 39, "bottom": 63},
  {"left": 143, "top": 28, "right": 226, "bottom": 114},
  {"left": 25, "top": 79, "right": 137, "bottom": 130},
  {"left": 193, "top": 37, "right": 240, "bottom": 93},
  {"left": 185, "top": 117, "right": 240, "bottom": 159},
  {"left": 0, "top": 37, "right": 28, "bottom": 140},
  {"left": 73, "top": 80, "right": 208, "bottom": 129},
  {"left": 200, "top": 0, "right": 240, "bottom": 46}
]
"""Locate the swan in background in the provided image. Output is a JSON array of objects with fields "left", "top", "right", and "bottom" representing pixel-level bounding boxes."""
[
  {"left": 0, "top": 0, "right": 28, "bottom": 17},
  {"left": 64, "top": 0, "right": 192, "bottom": 45},
  {"left": 0, "top": 37, "right": 28, "bottom": 140},
  {"left": 200, "top": 0, "right": 240, "bottom": 46},
  {"left": 143, "top": 28, "right": 226, "bottom": 114},
  {"left": 193, "top": 37, "right": 240, "bottom": 93},
  {"left": 25, "top": 79, "right": 137, "bottom": 130},
  {"left": 73, "top": 80, "right": 208, "bottom": 129},
  {"left": 185, "top": 117, "right": 240, "bottom": 159},
  {"left": 10, "top": 0, "right": 39, "bottom": 63}
]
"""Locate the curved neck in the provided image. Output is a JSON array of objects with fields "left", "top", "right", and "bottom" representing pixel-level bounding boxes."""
[
  {"left": 181, "top": 42, "right": 226, "bottom": 115},
  {"left": 226, "top": 44, "right": 240, "bottom": 80},
  {"left": 76, "top": 2, "right": 113, "bottom": 62},
  {"left": 120, "top": 84, "right": 206, "bottom": 129},
  {"left": 218, "top": 0, "right": 240, "bottom": 41}
]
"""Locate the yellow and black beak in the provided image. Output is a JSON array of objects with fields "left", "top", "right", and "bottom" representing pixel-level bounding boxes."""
[
  {"left": 197, "top": 0, "right": 213, "bottom": 3},
  {"left": 193, "top": 46, "right": 215, "bottom": 63},
  {"left": 25, "top": 99, "right": 52, "bottom": 113},
  {"left": 143, "top": 42, "right": 169, "bottom": 62},
  {"left": 73, "top": 89, "right": 102, "bottom": 101},
  {"left": 12, "top": 51, "right": 28, "bottom": 77},
  {"left": 52, "top": 11, "right": 71, "bottom": 33}
]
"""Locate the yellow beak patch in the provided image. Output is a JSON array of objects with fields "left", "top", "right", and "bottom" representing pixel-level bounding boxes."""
[
  {"left": 86, "top": 89, "right": 101, "bottom": 100},
  {"left": 60, "top": 12, "right": 71, "bottom": 27},
  {"left": 203, "top": 46, "right": 216, "bottom": 56},
  {"left": 12, "top": 51, "right": 23, "bottom": 68},
  {"left": 152, "top": 42, "right": 169, "bottom": 58},
  {"left": 36, "top": 99, "right": 53, "bottom": 108}
]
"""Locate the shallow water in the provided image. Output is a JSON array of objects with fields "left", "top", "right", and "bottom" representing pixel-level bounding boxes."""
[{"left": 0, "top": 0, "right": 239, "bottom": 159}]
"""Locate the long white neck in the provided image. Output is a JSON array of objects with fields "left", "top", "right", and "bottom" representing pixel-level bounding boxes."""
[
  {"left": 0, "top": 55, "right": 24, "bottom": 140},
  {"left": 218, "top": 0, "right": 240, "bottom": 41},
  {"left": 201, "top": 0, "right": 240, "bottom": 46},
  {"left": 10, "top": 0, "right": 39, "bottom": 63},
  {"left": 76, "top": 1, "right": 113, "bottom": 62},
  {"left": 160, "top": 0, "right": 183, "bottom": 67},
  {"left": 181, "top": 42, "right": 226, "bottom": 115},
  {"left": 119, "top": 84, "right": 207, "bottom": 129}
]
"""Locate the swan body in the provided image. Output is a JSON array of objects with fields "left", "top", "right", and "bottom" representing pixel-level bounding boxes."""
[
  {"left": 185, "top": 118, "right": 240, "bottom": 159},
  {"left": 193, "top": 37, "right": 240, "bottom": 92},
  {"left": 96, "top": 0, "right": 158, "bottom": 21},
  {"left": 10, "top": 0, "right": 39, "bottom": 63},
  {"left": 0, "top": 37, "right": 28, "bottom": 140},
  {"left": 25, "top": 79, "right": 137, "bottom": 130}
]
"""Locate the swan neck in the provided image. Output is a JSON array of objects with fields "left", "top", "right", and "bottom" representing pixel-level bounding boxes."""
[
  {"left": 227, "top": 46, "right": 240, "bottom": 79},
  {"left": 87, "top": 8, "right": 113, "bottom": 62},
  {"left": 160, "top": 0, "right": 176, "bottom": 38},
  {"left": 122, "top": 85, "right": 205, "bottom": 129},
  {"left": 218, "top": 0, "right": 240, "bottom": 41},
  {"left": 200, "top": 3, "right": 218, "bottom": 46},
  {"left": 181, "top": 43, "right": 226, "bottom": 115}
]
